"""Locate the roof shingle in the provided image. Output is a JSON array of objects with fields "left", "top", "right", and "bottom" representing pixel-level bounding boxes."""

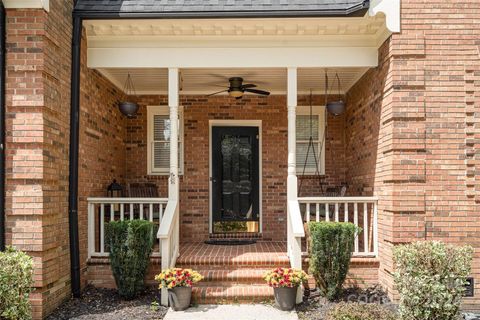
[{"left": 74, "top": 0, "right": 369, "bottom": 17}]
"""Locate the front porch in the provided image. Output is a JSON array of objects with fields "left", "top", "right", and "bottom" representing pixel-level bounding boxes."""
[{"left": 73, "top": 6, "right": 397, "bottom": 306}]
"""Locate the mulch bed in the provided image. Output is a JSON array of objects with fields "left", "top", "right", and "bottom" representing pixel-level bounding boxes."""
[
  {"left": 296, "top": 286, "right": 397, "bottom": 320},
  {"left": 46, "top": 286, "right": 168, "bottom": 320}
]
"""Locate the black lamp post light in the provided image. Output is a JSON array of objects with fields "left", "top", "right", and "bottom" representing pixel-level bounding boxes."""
[{"left": 118, "top": 73, "right": 139, "bottom": 118}]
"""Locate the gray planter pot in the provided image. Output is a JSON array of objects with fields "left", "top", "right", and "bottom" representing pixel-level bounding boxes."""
[
  {"left": 118, "top": 101, "right": 139, "bottom": 118},
  {"left": 274, "top": 286, "right": 298, "bottom": 311},
  {"left": 168, "top": 286, "right": 192, "bottom": 311}
]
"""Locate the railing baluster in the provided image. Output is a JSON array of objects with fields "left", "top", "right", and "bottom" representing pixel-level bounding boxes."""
[
  {"left": 110, "top": 204, "right": 114, "bottom": 221},
  {"left": 325, "top": 203, "right": 330, "bottom": 222},
  {"left": 354, "top": 202, "right": 359, "bottom": 254},
  {"left": 120, "top": 203, "right": 124, "bottom": 221},
  {"left": 149, "top": 203, "right": 154, "bottom": 222},
  {"left": 315, "top": 203, "right": 320, "bottom": 222},
  {"left": 140, "top": 204, "right": 144, "bottom": 220},
  {"left": 100, "top": 204, "right": 105, "bottom": 254},
  {"left": 335, "top": 203, "right": 339, "bottom": 222},
  {"left": 130, "top": 203, "right": 134, "bottom": 220},
  {"left": 344, "top": 202, "right": 348, "bottom": 222},
  {"left": 88, "top": 203, "right": 95, "bottom": 258},
  {"left": 160, "top": 203, "right": 164, "bottom": 221},
  {"left": 306, "top": 203, "right": 310, "bottom": 223},
  {"left": 364, "top": 202, "right": 368, "bottom": 254}
]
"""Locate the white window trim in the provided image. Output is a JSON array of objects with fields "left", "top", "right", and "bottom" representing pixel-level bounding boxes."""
[
  {"left": 147, "top": 105, "right": 184, "bottom": 176},
  {"left": 296, "top": 106, "right": 326, "bottom": 176}
]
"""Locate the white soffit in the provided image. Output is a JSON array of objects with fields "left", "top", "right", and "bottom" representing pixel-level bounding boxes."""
[
  {"left": 97, "top": 67, "right": 369, "bottom": 96},
  {"left": 3, "top": 0, "right": 49, "bottom": 11}
]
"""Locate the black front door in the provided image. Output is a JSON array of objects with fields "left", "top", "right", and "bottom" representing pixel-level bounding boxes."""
[{"left": 212, "top": 126, "right": 259, "bottom": 231}]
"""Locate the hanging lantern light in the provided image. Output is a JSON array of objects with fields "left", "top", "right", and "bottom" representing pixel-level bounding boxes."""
[
  {"left": 325, "top": 72, "right": 346, "bottom": 116},
  {"left": 118, "top": 73, "right": 139, "bottom": 118}
]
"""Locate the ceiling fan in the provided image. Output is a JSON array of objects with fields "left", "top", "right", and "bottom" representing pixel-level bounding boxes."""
[{"left": 207, "top": 77, "right": 270, "bottom": 99}]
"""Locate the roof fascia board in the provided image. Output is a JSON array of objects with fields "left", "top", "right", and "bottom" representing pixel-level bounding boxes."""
[
  {"left": 369, "top": 0, "right": 400, "bottom": 32},
  {"left": 3, "top": 0, "right": 49, "bottom": 11}
]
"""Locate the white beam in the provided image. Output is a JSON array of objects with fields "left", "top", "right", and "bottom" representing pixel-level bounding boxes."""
[
  {"left": 168, "top": 68, "right": 179, "bottom": 200},
  {"left": 88, "top": 47, "right": 378, "bottom": 69},
  {"left": 3, "top": 0, "right": 49, "bottom": 11}
]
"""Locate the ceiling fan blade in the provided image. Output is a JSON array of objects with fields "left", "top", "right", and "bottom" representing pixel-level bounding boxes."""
[
  {"left": 244, "top": 88, "right": 270, "bottom": 96},
  {"left": 242, "top": 84, "right": 257, "bottom": 89},
  {"left": 206, "top": 89, "right": 228, "bottom": 97}
]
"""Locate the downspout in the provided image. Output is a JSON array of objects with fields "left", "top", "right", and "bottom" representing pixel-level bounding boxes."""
[
  {"left": 68, "top": 15, "right": 82, "bottom": 297},
  {"left": 0, "top": 1, "right": 6, "bottom": 252}
]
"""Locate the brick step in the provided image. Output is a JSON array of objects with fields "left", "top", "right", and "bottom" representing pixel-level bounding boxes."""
[
  {"left": 192, "top": 285, "right": 274, "bottom": 304},
  {"left": 194, "top": 268, "right": 270, "bottom": 285},
  {"left": 176, "top": 256, "right": 290, "bottom": 267}
]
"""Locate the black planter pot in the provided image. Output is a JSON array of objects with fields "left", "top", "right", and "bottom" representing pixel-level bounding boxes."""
[
  {"left": 118, "top": 101, "right": 139, "bottom": 118},
  {"left": 274, "top": 286, "right": 298, "bottom": 311},
  {"left": 168, "top": 286, "right": 192, "bottom": 311},
  {"left": 326, "top": 100, "right": 345, "bottom": 116}
]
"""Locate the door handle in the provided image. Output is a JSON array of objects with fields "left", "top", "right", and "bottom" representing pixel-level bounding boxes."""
[{"left": 210, "top": 177, "right": 217, "bottom": 183}]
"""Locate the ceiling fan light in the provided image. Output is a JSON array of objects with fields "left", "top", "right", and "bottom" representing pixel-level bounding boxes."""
[{"left": 229, "top": 89, "right": 244, "bottom": 98}]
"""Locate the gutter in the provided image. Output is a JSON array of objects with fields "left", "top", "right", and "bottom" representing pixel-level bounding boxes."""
[
  {"left": 0, "top": 1, "right": 5, "bottom": 252},
  {"left": 68, "top": 15, "right": 82, "bottom": 297},
  {"left": 73, "top": 2, "right": 369, "bottom": 19}
]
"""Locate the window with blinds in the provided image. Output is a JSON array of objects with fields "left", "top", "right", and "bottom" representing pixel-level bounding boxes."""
[
  {"left": 147, "top": 106, "right": 183, "bottom": 175},
  {"left": 296, "top": 107, "right": 325, "bottom": 175}
]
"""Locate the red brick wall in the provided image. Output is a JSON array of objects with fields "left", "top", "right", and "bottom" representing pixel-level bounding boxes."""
[
  {"left": 346, "top": 0, "right": 480, "bottom": 308},
  {"left": 4, "top": 1, "right": 74, "bottom": 318},
  {"left": 77, "top": 30, "right": 127, "bottom": 288},
  {"left": 124, "top": 95, "right": 345, "bottom": 242}
]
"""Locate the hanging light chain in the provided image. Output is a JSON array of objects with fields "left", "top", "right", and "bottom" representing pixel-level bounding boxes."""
[{"left": 123, "top": 73, "right": 137, "bottom": 96}]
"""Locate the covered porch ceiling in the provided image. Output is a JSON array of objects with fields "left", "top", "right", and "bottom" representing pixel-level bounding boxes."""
[
  {"left": 97, "top": 67, "right": 368, "bottom": 95},
  {"left": 84, "top": 0, "right": 399, "bottom": 96}
]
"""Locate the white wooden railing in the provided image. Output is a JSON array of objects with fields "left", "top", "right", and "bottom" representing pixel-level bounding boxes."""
[
  {"left": 298, "top": 197, "right": 379, "bottom": 257},
  {"left": 87, "top": 197, "right": 168, "bottom": 258},
  {"left": 157, "top": 199, "right": 180, "bottom": 306}
]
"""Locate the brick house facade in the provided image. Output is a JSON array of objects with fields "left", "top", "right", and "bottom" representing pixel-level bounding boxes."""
[{"left": 1, "top": 0, "right": 479, "bottom": 318}]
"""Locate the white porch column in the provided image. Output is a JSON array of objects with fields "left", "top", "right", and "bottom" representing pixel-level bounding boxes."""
[
  {"left": 287, "top": 67, "right": 298, "bottom": 201},
  {"left": 168, "top": 68, "right": 179, "bottom": 200}
]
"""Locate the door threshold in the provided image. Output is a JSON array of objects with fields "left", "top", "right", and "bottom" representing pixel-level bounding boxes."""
[{"left": 204, "top": 239, "right": 257, "bottom": 246}]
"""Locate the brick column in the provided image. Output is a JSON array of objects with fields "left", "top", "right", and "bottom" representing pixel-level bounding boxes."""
[{"left": 5, "top": 0, "right": 73, "bottom": 317}]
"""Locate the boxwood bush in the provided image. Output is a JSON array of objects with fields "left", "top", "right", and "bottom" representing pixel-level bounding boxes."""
[
  {"left": 326, "top": 302, "right": 397, "bottom": 320},
  {"left": 393, "top": 241, "right": 473, "bottom": 320},
  {"left": 0, "top": 246, "right": 34, "bottom": 320},
  {"left": 308, "top": 222, "right": 359, "bottom": 300},
  {"left": 105, "top": 220, "right": 156, "bottom": 299}
]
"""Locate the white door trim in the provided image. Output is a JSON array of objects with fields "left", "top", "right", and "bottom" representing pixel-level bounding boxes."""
[{"left": 208, "top": 120, "right": 263, "bottom": 234}]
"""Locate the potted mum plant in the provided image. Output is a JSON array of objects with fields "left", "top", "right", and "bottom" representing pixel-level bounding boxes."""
[
  {"left": 264, "top": 267, "right": 308, "bottom": 311},
  {"left": 155, "top": 268, "right": 203, "bottom": 311}
]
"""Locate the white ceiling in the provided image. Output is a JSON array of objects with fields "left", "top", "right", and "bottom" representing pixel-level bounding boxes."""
[{"left": 97, "top": 67, "right": 368, "bottom": 96}]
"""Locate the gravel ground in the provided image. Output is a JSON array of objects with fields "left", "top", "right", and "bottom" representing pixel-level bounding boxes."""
[
  {"left": 296, "top": 286, "right": 397, "bottom": 320},
  {"left": 47, "top": 286, "right": 168, "bottom": 320},
  {"left": 296, "top": 286, "right": 478, "bottom": 320}
]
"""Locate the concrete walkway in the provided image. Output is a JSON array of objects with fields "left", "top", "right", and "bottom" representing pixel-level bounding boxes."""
[{"left": 164, "top": 305, "right": 299, "bottom": 320}]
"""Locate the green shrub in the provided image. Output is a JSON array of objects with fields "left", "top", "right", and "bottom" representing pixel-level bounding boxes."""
[
  {"left": 105, "top": 220, "right": 156, "bottom": 299},
  {"left": 326, "top": 302, "right": 397, "bottom": 320},
  {"left": 308, "top": 222, "right": 360, "bottom": 301},
  {"left": 0, "top": 247, "right": 34, "bottom": 320},
  {"left": 393, "top": 241, "right": 473, "bottom": 320}
]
